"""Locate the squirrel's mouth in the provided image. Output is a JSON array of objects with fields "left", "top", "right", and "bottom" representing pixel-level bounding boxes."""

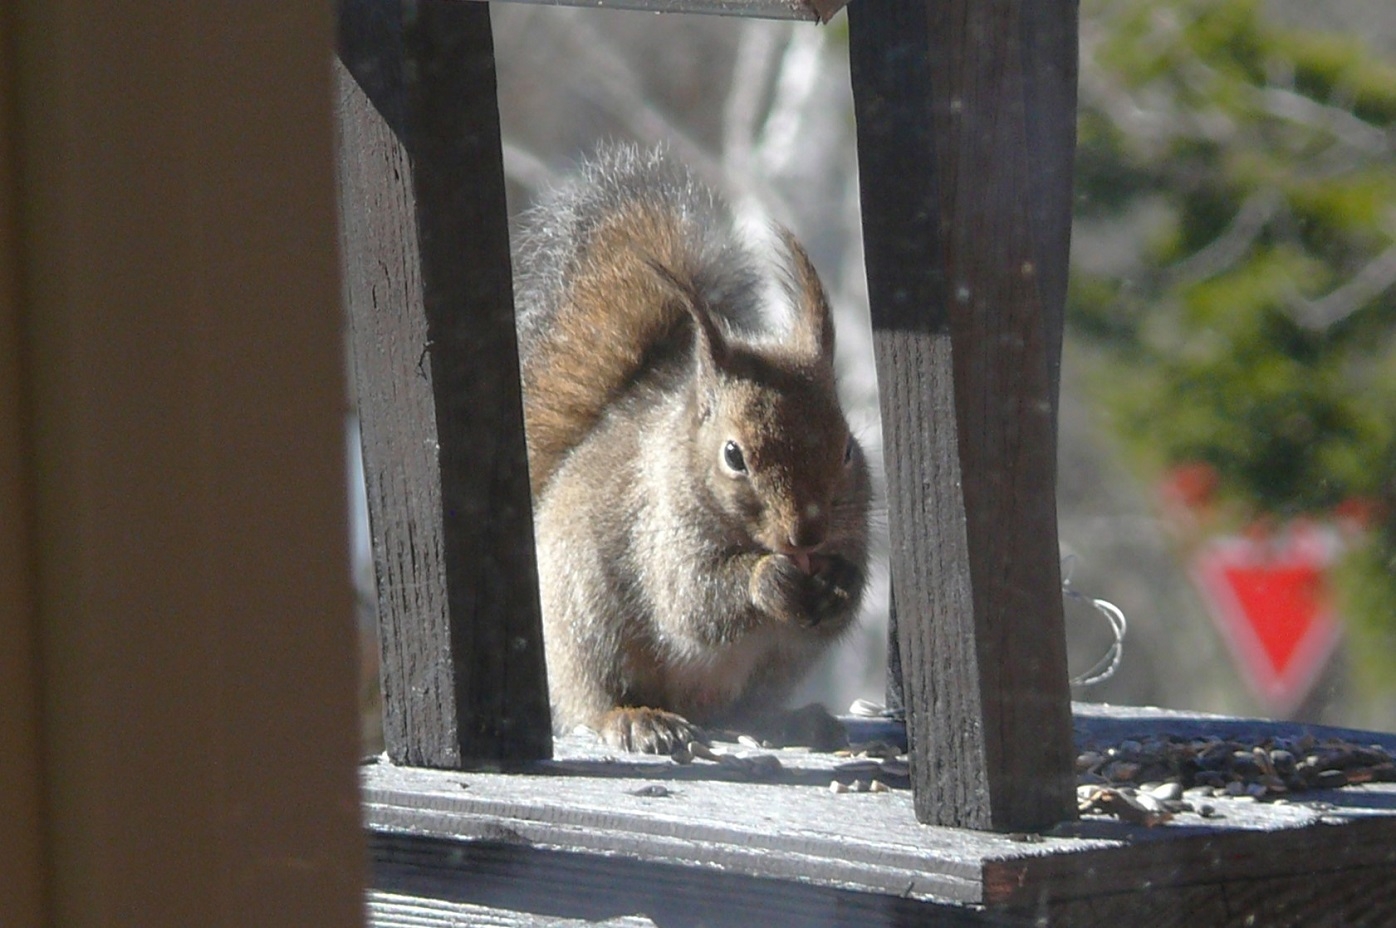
[{"left": 773, "top": 550, "right": 834, "bottom": 576}]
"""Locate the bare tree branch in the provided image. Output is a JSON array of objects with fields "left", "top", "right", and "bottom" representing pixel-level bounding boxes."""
[
  {"left": 753, "top": 23, "right": 825, "bottom": 178},
  {"left": 1164, "top": 189, "right": 1284, "bottom": 287},
  {"left": 1257, "top": 86, "right": 1391, "bottom": 156},
  {"left": 1289, "top": 240, "right": 1396, "bottom": 331},
  {"left": 501, "top": 139, "right": 558, "bottom": 196},
  {"left": 554, "top": 9, "right": 793, "bottom": 222},
  {"left": 722, "top": 22, "right": 787, "bottom": 171}
]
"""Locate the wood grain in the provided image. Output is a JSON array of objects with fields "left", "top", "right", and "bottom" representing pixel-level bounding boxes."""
[
  {"left": 336, "top": 0, "right": 551, "bottom": 768},
  {"left": 363, "top": 712, "right": 1396, "bottom": 927},
  {"left": 369, "top": 831, "right": 1029, "bottom": 927},
  {"left": 848, "top": 0, "right": 1077, "bottom": 831},
  {"left": 459, "top": 0, "right": 826, "bottom": 20},
  {"left": 370, "top": 891, "right": 660, "bottom": 928}
]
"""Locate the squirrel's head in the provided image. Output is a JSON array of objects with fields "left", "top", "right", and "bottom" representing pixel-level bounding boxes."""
[{"left": 659, "top": 230, "right": 870, "bottom": 567}]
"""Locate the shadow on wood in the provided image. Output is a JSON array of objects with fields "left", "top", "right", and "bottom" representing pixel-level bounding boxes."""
[{"left": 371, "top": 833, "right": 1027, "bottom": 928}]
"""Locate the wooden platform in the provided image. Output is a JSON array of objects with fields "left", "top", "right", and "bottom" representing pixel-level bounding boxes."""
[{"left": 364, "top": 705, "right": 1396, "bottom": 926}]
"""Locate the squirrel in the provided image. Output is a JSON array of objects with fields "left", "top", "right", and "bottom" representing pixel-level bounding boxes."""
[{"left": 513, "top": 144, "right": 871, "bottom": 753}]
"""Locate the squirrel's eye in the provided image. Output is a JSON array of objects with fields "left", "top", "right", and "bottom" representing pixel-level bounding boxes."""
[
  {"left": 842, "top": 435, "right": 855, "bottom": 466},
  {"left": 722, "top": 440, "right": 747, "bottom": 475}
]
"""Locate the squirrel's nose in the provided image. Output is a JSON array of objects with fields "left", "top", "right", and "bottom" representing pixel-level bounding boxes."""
[
  {"left": 791, "top": 507, "right": 829, "bottom": 551},
  {"left": 779, "top": 525, "right": 827, "bottom": 574}
]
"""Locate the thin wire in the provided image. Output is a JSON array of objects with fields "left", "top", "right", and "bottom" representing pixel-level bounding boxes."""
[{"left": 1062, "top": 555, "right": 1129, "bottom": 687}]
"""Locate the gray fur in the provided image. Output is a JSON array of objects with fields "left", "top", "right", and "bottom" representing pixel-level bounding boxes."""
[{"left": 513, "top": 144, "right": 871, "bottom": 753}]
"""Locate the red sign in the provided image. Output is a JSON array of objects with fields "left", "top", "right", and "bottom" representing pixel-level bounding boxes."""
[{"left": 1192, "top": 523, "right": 1343, "bottom": 716}]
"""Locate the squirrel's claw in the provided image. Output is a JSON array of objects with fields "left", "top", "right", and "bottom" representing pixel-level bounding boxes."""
[
  {"left": 752, "top": 552, "right": 862, "bottom": 629},
  {"left": 598, "top": 706, "right": 705, "bottom": 754}
]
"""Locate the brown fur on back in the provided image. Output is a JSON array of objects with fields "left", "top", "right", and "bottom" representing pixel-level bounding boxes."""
[
  {"left": 514, "top": 147, "right": 761, "bottom": 497},
  {"left": 519, "top": 204, "right": 693, "bottom": 495}
]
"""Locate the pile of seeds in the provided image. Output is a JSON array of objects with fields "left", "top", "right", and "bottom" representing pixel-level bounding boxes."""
[
  {"left": 1078, "top": 733, "right": 1396, "bottom": 794},
  {"left": 1074, "top": 733, "right": 1396, "bottom": 825},
  {"left": 670, "top": 724, "right": 1396, "bottom": 829},
  {"left": 829, "top": 731, "right": 1396, "bottom": 826}
]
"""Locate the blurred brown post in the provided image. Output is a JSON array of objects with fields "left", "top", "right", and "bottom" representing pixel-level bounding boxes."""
[{"left": 6, "top": 3, "right": 366, "bottom": 923}]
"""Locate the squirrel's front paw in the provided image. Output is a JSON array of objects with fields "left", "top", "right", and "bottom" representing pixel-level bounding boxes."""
[
  {"left": 597, "top": 706, "right": 705, "bottom": 754},
  {"left": 752, "top": 554, "right": 861, "bottom": 628}
]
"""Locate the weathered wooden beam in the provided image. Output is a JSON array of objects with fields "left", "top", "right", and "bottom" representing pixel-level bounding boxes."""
[
  {"left": 335, "top": 0, "right": 552, "bottom": 768},
  {"left": 848, "top": 0, "right": 1078, "bottom": 830},
  {"left": 360, "top": 712, "right": 1396, "bottom": 926},
  {"left": 459, "top": 0, "right": 830, "bottom": 22}
]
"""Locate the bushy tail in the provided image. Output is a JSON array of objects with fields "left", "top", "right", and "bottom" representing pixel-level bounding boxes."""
[{"left": 513, "top": 144, "right": 758, "bottom": 496}]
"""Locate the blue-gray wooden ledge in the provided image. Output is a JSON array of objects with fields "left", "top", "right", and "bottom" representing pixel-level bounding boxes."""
[{"left": 363, "top": 703, "right": 1396, "bottom": 926}]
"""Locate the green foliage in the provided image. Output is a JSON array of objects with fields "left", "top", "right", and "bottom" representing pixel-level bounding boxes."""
[{"left": 1072, "top": 0, "right": 1396, "bottom": 641}]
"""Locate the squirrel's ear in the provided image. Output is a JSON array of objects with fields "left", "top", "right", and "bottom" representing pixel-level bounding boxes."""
[
  {"left": 687, "top": 299, "right": 731, "bottom": 384},
  {"left": 644, "top": 255, "right": 731, "bottom": 375},
  {"left": 777, "top": 227, "right": 835, "bottom": 366}
]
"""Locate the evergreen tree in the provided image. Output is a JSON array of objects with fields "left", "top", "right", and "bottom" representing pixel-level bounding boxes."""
[{"left": 1071, "top": 0, "right": 1396, "bottom": 687}]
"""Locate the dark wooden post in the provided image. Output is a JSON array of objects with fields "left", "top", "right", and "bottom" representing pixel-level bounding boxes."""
[
  {"left": 849, "top": 0, "right": 1079, "bottom": 830},
  {"left": 335, "top": 0, "right": 552, "bottom": 768}
]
